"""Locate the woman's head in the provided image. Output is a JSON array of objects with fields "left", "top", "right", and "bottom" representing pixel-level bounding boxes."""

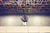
[{"left": 23, "top": 15, "right": 27, "bottom": 19}]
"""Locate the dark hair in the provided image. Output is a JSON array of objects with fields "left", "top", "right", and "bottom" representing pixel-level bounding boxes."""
[{"left": 23, "top": 15, "right": 27, "bottom": 20}]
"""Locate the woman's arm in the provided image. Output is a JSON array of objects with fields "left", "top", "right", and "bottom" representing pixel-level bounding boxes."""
[{"left": 27, "top": 19, "right": 29, "bottom": 22}]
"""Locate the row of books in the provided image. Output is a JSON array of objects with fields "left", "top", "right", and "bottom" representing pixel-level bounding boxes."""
[
  {"left": 2, "top": 0, "right": 48, "bottom": 1},
  {"left": 0, "top": 1, "right": 48, "bottom": 5}
]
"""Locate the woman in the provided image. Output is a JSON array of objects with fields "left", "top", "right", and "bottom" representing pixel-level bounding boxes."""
[{"left": 21, "top": 15, "right": 29, "bottom": 26}]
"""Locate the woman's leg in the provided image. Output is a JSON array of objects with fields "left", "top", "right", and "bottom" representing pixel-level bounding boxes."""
[{"left": 23, "top": 22, "right": 27, "bottom": 26}]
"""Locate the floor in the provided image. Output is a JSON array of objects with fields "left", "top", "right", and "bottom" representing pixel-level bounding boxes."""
[{"left": 0, "top": 15, "right": 50, "bottom": 33}]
